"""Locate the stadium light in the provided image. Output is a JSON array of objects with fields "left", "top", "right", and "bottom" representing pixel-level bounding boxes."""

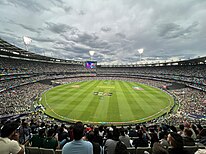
[
  {"left": 89, "top": 50, "right": 95, "bottom": 60},
  {"left": 23, "top": 36, "right": 32, "bottom": 51},
  {"left": 138, "top": 48, "right": 144, "bottom": 61}
]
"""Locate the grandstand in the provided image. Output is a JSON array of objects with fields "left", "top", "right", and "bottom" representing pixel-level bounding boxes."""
[{"left": 0, "top": 38, "right": 206, "bottom": 153}]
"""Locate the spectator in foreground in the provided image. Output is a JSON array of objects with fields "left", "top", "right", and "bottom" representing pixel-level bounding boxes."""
[
  {"left": 42, "top": 128, "right": 59, "bottom": 150},
  {"left": 86, "top": 131, "right": 102, "bottom": 154},
  {"left": 197, "top": 124, "right": 206, "bottom": 146},
  {"left": 152, "top": 142, "right": 169, "bottom": 154},
  {"left": 182, "top": 128, "right": 195, "bottom": 146},
  {"left": 0, "top": 121, "right": 24, "bottom": 154},
  {"left": 132, "top": 130, "right": 148, "bottom": 148},
  {"left": 119, "top": 128, "right": 131, "bottom": 147},
  {"left": 62, "top": 121, "right": 93, "bottom": 154},
  {"left": 29, "top": 128, "right": 45, "bottom": 147},
  {"left": 104, "top": 128, "right": 120, "bottom": 154},
  {"left": 167, "top": 132, "right": 187, "bottom": 154}
]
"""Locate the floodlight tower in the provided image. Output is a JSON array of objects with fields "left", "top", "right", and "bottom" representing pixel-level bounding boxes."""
[
  {"left": 89, "top": 50, "right": 95, "bottom": 60},
  {"left": 138, "top": 48, "right": 144, "bottom": 62},
  {"left": 23, "top": 36, "right": 32, "bottom": 51}
]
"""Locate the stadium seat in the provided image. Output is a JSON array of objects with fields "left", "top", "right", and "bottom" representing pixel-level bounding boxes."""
[
  {"left": 136, "top": 147, "right": 151, "bottom": 154},
  {"left": 127, "top": 147, "right": 136, "bottom": 154},
  {"left": 40, "top": 148, "right": 55, "bottom": 154},
  {"left": 55, "top": 149, "right": 62, "bottom": 154},
  {"left": 25, "top": 147, "right": 40, "bottom": 154},
  {"left": 183, "top": 146, "right": 198, "bottom": 154}
]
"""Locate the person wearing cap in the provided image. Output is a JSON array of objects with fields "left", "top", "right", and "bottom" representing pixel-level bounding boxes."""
[{"left": 0, "top": 121, "right": 24, "bottom": 154}]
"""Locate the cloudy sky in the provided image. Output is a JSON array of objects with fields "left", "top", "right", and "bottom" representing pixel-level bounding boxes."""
[{"left": 0, "top": 0, "right": 206, "bottom": 64}]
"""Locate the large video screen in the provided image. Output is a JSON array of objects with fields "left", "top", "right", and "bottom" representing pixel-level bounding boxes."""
[{"left": 85, "top": 61, "right": 96, "bottom": 69}]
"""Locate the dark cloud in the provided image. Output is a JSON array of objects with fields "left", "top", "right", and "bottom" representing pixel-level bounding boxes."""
[
  {"left": 101, "top": 26, "right": 112, "bottom": 32},
  {"left": 45, "top": 22, "right": 74, "bottom": 34},
  {"left": 115, "top": 33, "right": 126, "bottom": 39},
  {"left": 32, "top": 37, "right": 56, "bottom": 43},
  {"left": 50, "top": 0, "right": 64, "bottom": 6},
  {"left": 0, "top": 31, "right": 20, "bottom": 39},
  {"left": 17, "top": 24, "right": 42, "bottom": 33},
  {"left": 0, "top": 1, "right": 7, "bottom": 5},
  {"left": 49, "top": 0, "right": 73, "bottom": 13},
  {"left": 7, "top": 0, "right": 49, "bottom": 12},
  {"left": 78, "top": 10, "right": 86, "bottom": 16},
  {"left": 157, "top": 22, "right": 199, "bottom": 39},
  {"left": 63, "top": 6, "right": 73, "bottom": 13},
  {"left": 7, "top": 20, "right": 42, "bottom": 34}
]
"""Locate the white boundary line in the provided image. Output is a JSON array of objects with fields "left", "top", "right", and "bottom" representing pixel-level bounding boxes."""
[{"left": 41, "top": 79, "right": 174, "bottom": 125}]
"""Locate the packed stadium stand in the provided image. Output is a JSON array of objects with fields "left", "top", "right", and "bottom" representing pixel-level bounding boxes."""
[{"left": 0, "top": 38, "right": 205, "bottom": 153}]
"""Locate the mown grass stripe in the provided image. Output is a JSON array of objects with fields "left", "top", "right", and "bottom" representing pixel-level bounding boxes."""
[
  {"left": 79, "top": 80, "right": 108, "bottom": 121},
  {"left": 133, "top": 82, "right": 169, "bottom": 111},
  {"left": 126, "top": 82, "right": 157, "bottom": 115},
  {"left": 137, "top": 83, "right": 170, "bottom": 109},
  {"left": 117, "top": 81, "right": 143, "bottom": 119},
  {"left": 46, "top": 80, "right": 100, "bottom": 118},
  {"left": 115, "top": 81, "right": 135, "bottom": 121},
  {"left": 65, "top": 80, "right": 102, "bottom": 118},
  {"left": 106, "top": 80, "right": 121, "bottom": 122},
  {"left": 45, "top": 81, "right": 92, "bottom": 106}
]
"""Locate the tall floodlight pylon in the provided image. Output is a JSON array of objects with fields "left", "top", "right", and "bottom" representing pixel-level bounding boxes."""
[
  {"left": 89, "top": 50, "right": 95, "bottom": 60},
  {"left": 138, "top": 48, "right": 144, "bottom": 62},
  {"left": 23, "top": 36, "right": 32, "bottom": 51}
]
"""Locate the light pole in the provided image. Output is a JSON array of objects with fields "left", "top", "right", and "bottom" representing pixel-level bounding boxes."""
[
  {"left": 138, "top": 48, "right": 144, "bottom": 62},
  {"left": 23, "top": 36, "right": 32, "bottom": 51},
  {"left": 89, "top": 50, "right": 95, "bottom": 60}
]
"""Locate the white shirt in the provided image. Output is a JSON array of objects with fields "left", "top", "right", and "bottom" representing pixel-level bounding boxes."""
[{"left": 0, "top": 137, "right": 22, "bottom": 154}]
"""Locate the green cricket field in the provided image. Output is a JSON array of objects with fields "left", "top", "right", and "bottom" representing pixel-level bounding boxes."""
[{"left": 39, "top": 80, "right": 174, "bottom": 125}]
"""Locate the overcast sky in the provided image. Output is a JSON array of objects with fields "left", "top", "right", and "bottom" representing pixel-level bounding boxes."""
[{"left": 0, "top": 0, "right": 206, "bottom": 64}]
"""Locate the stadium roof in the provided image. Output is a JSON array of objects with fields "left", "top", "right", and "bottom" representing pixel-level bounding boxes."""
[
  {"left": 0, "top": 38, "right": 83, "bottom": 64},
  {"left": 1, "top": 38, "right": 205, "bottom": 67}
]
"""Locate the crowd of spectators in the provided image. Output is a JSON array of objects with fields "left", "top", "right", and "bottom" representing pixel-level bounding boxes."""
[
  {"left": 97, "top": 65, "right": 206, "bottom": 91},
  {"left": 0, "top": 57, "right": 92, "bottom": 74},
  {"left": 0, "top": 83, "right": 52, "bottom": 116},
  {"left": 165, "top": 88, "right": 206, "bottom": 126},
  {"left": 1, "top": 115, "right": 205, "bottom": 154}
]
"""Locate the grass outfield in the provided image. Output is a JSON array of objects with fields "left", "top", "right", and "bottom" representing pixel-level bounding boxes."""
[{"left": 39, "top": 80, "right": 174, "bottom": 125}]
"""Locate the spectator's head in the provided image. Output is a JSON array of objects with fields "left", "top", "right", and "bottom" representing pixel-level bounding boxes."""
[
  {"left": 184, "top": 121, "right": 190, "bottom": 128},
  {"left": 1, "top": 121, "right": 20, "bottom": 138},
  {"left": 47, "top": 128, "right": 55, "bottom": 137},
  {"left": 170, "top": 125, "right": 177, "bottom": 133},
  {"left": 167, "top": 132, "right": 183, "bottom": 150},
  {"left": 86, "top": 131, "right": 94, "bottom": 142},
  {"left": 99, "top": 125, "right": 103, "bottom": 131},
  {"left": 93, "top": 127, "right": 99, "bottom": 136},
  {"left": 135, "top": 125, "right": 140, "bottom": 130},
  {"left": 179, "top": 124, "right": 184, "bottom": 131},
  {"left": 183, "top": 128, "right": 193, "bottom": 137},
  {"left": 59, "top": 127, "right": 64, "bottom": 133},
  {"left": 73, "top": 122, "right": 84, "bottom": 140},
  {"left": 120, "top": 128, "right": 125, "bottom": 136},
  {"left": 197, "top": 124, "right": 203, "bottom": 131},
  {"left": 38, "top": 128, "right": 45, "bottom": 137},
  {"left": 138, "top": 130, "right": 144, "bottom": 139},
  {"left": 113, "top": 128, "right": 120, "bottom": 141}
]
